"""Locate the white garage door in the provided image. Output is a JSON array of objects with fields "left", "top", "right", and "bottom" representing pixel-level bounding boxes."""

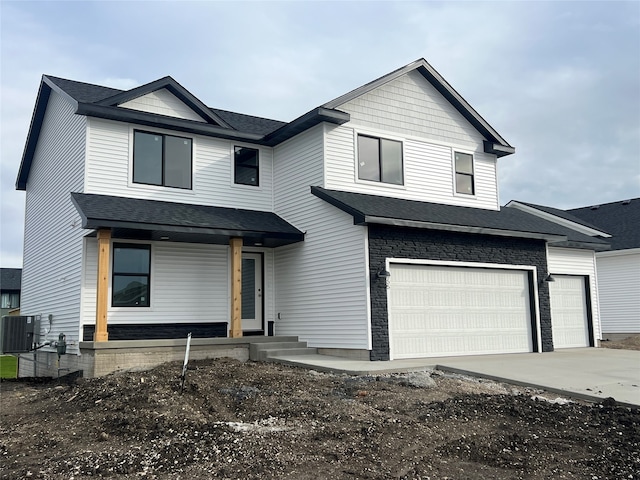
[
  {"left": 549, "top": 275, "right": 590, "bottom": 348},
  {"left": 389, "top": 264, "right": 534, "bottom": 359}
]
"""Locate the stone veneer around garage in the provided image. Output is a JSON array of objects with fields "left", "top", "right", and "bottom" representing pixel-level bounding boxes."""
[{"left": 367, "top": 225, "right": 552, "bottom": 361}]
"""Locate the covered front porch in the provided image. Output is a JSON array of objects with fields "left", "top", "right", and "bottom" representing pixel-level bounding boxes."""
[{"left": 71, "top": 192, "right": 304, "bottom": 343}]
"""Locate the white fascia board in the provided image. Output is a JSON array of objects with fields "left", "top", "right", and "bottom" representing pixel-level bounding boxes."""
[
  {"left": 507, "top": 201, "right": 611, "bottom": 238},
  {"left": 364, "top": 215, "right": 566, "bottom": 242}
]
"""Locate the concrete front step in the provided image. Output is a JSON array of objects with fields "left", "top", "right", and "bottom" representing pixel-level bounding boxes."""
[
  {"left": 257, "top": 347, "right": 318, "bottom": 362},
  {"left": 249, "top": 339, "right": 317, "bottom": 362}
]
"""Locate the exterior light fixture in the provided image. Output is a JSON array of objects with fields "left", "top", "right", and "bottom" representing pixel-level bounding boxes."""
[{"left": 377, "top": 268, "right": 391, "bottom": 279}]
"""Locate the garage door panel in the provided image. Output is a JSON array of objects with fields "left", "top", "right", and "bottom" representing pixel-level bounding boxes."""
[
  {"left": 389, "top": 264, "right": 534, "bottom": 359},
  {"left": 550, "top": 275, "right": 590, "bottom": 348}
]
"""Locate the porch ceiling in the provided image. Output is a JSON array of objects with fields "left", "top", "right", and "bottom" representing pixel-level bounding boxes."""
[{"left": 71, "top": 192, "right": 304, "bottom": 247}]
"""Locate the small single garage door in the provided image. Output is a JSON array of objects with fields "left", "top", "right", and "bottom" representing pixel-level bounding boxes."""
[
  {"left": 549, "top": 275, "right": 591, "bottom": 348},
  {"left": 389, "top": 264, "right": 534, "bottom": 359}
]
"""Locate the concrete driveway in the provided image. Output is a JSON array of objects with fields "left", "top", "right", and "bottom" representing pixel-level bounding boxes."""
[{"left": 270, "top": 348, "right": 640, "bottom": 407}]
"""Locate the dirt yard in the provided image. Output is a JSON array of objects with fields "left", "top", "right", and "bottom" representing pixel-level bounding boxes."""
[{"left": 1, "top": 356, "right": 638, "bottom": 480}]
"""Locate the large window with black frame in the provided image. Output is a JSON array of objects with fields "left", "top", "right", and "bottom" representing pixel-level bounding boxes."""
[
  {"left": 133, "top": 130, "right": 192, "bottom": 189},
  {"left": 112, "top": 243, "right": 151, "bottom": 307}
]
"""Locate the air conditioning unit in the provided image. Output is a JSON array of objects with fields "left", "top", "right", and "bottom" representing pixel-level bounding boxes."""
[{"left": 0, "top": 316, "right": 40, "bottom": 354}]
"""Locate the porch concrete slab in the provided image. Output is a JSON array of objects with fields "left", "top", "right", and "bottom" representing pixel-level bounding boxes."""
[{"left": 269, "top": 348, "right": 640, "bottom": 407}]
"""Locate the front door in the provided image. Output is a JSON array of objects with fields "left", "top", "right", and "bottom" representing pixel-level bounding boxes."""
[{"left": 241, "top": 253, "right": 263, "bottom": 331}]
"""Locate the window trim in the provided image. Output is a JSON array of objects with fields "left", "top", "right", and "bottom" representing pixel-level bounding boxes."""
[
  {"left": 355, "top": 133, "right": 404, "bottom": 186},
  {"left": 453, "top": 150, "right": 476, "bottom": 196},
  {"left": 233, "top": 145, "right": 260, "bottom": 187},
  {"left": 111, "top": 243, "right": 151, "bottom": 308},
  {"left": 132, "top": 129, "right": 193, "bottom": 190}
]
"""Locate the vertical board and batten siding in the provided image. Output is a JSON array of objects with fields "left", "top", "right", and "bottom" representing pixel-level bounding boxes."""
[
  {"left": 119, "top": 89, "right": 206, "bottom": 122},
  {"left": 21, "top": 91, "right": 87, "bottom": 353},
  {"left": 84, "top": 118, "right": 274, "bottom": 211},
  {"left": 325, "top": 124, "right": 498, "bottom": 209},
  {"left": 82, "top": 239, "right": 231, "bottom": 326},
  {"left": 547, "top": 247, "right": 601, "bottom": 340},
  {"left": 596, "top": 251, "right": 640, "bottom": 335},
  {"left": 273, "top": 125, "right": 370, "bottom": 349}
]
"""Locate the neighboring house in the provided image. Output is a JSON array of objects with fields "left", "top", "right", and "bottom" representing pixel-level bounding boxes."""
[
  {"left": 510, "top": 199, "right": 639, "bottom": 340},
  {"left": 1, "top": 268, "right": 21, "bottom": 317},
  {"left": 15, "top": 58, "right": 609, "bottom": 370}
]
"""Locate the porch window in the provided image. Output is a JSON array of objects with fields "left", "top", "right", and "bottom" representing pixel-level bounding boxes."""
[
  {"left": 357, "top": 134, "right": 403, "bottom": 185},
  {"left": 454, "top": 152, "right": 475, "bottom": 195},
  {"left": 234, "top": 146, "right": 259, "bottom": 186},
  {"left": 133, "top": 130, "right": 192, "bottom": 189},
  {"left": 112, "top": 244, "right": 151, "bottom": 307}
]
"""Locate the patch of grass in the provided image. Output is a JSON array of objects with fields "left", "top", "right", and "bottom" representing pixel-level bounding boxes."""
[{"left": 0, "top": 355, "right": 18, "bottom": 379}]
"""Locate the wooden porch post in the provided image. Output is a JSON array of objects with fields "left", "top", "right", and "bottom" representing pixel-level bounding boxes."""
[
  {"left": 229, "top": 237, "right": 243, "bottom": 338},
  {"left": 94, "top": 228, "right": 111, "bottom": 342}
]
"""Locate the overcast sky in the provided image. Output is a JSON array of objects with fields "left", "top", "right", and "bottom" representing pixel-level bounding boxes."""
[{"left": 1, "top": 1, "right": 638, "bottom": 268}]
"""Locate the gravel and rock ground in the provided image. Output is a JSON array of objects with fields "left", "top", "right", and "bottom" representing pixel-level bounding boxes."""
[{"left": 1, "top": 340, "right": 639, "bottom": 479}]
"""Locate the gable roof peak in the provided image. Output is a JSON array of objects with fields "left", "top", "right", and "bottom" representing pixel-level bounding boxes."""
[
  {"left": 94, "top": 75, "right": 231, "bottom": 128},
  {"left": 323, "top": 57, "right": 514, "bottom": 157}
]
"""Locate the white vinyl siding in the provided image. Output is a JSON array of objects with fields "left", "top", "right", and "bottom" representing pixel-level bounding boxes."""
[
  {"left": 273, "top": 125, "right": 370, "bottom": 349},
  {"left": 388, "top": 263, "right": 533, "bottom": 359},
  {"left": 547, "top": 247, "right": 601, "bottom": 342},
  {"left": 120, "top": 89, "right": 206, "bottom": 122},
  {"left": 337, "top": 70, "right": 486, "bottom": 151},
  {"left": 596, "top": 250, "right": 640, "bottom": 335},
  {"left": 21, "top": 90, "right": 87, "bottom": 353},
  {"left": 82, "top": 240, "right": 230, "bottom": 326},
  {"left": 84, "top": 118, "right": 273, "bottom": 211},
  {"left": 325, "top": 124, "right": 498, "bottom": 209}
]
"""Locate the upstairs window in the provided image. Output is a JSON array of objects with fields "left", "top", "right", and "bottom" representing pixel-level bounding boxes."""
[
  {"left": 234, "top": 146, "right": 259, "bottom": 186},
  {"left": 112, "top": 244, "right": 151, "bottom": 307},
  {"left": 454, "top": 152, "right": 475, "bottom": 195},
  {"left": 357, "top": 134, "right": 403, "bottom": 185},
  {"left": 133, "top": 130, "right": 192, "bottom": 189}
]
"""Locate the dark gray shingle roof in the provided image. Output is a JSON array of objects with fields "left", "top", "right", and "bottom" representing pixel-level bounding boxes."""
[
  {"left": 46, "top": 76, "right": 123, "bottom": 103},
  {"left": 515, "top": 201, "right": 606, "bottom": 233},
  {"left": 46, "top": 76, "right": 286, "bottom": 135},
  {"left": 312, "top": 187, "right": 609, "bottom": 249},
  {"left": 210, "top": 108, "right": 286, "bottom": 136},
  {"left": 71, "top": 193, "right": 303, "bottom": 248},
  {"left": 0, "top": 268, "right": 22, "bottom": 291},
  {"left": 569, "top": 198, "right": 640, "bottom": 250}
]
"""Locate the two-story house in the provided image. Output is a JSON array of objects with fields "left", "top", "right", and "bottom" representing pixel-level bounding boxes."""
[{"left": 15, "top": 59, "right": 609, "bottom": 376}]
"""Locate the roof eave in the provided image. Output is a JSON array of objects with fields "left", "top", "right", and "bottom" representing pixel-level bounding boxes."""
[
  {"left": 82, "top": 217, "right": 305, "bottom": 243},
  {"left": 263, "top": 107, "right": 350, "bottom": 146},
  {"left": 548, "top": 239, "right": 611, "bottom": 252},
  {"left": 484, "top": 141, "right": 515, "bottom": 158},
  {"left": 16, "top": 75, "right": 80, "bottom": 190},
  {"left": 310, "top": 185, "right": 366, "bottom": 224},
  {"left": 363, "top": 215, "right": 566, "bottom": 242},
  {"left": 75, "top": 103, "right": 264, "bottom": 142},
  {"left": 507, "top": 201, "right": 613, "bottom": 237}
]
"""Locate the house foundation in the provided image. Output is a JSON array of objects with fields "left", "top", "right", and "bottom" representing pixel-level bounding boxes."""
[{"left": 17, "top": 336, "right": 299, "bottom": 378}]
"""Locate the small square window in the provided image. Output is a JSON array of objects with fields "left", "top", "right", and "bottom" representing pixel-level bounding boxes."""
[
  {"left": 357, "top": 134, "right": 403, "bottom": 185},
  {"left": 234, "top": 146, "right": 259, "bottom": 186},
  {"left": 454, "top": 152, "right": 475, "bottom": 195}
]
